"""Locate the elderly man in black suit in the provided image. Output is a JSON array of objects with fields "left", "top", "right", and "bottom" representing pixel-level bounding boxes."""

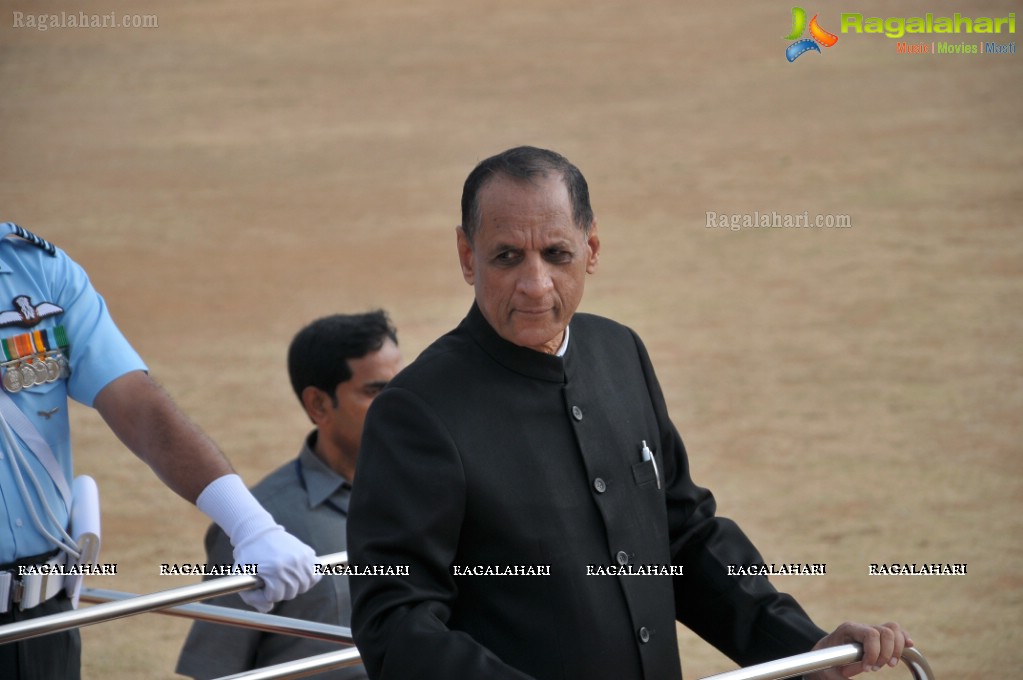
[{"left": 347, "top": 146, "right": 911, "bottom": 680}]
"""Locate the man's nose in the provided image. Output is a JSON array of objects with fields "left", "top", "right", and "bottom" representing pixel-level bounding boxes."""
[{"left": 517, "top": 255, "right": 554, "bottom": 297}]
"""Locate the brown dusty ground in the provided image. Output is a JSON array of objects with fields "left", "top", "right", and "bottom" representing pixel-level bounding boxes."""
[{"left": 0, "top": 0, "right": 1020, "bottom": 677}]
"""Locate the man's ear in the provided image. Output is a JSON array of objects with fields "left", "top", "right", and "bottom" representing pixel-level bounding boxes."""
[
  {"left": 456, "top": 225, "right": 475, "bottom": 285},
  {"left": 300, "top": 386, "right": 331, "bottom": 425},
  {"left": 585, "top": 221, "right": 600, "bottom": 275}
]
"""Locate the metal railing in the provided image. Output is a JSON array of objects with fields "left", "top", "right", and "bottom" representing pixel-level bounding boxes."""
[
  {"left": 700, "top": 643, "right": 935, "bottom": 680},
  {"left": 80, "top": 588, "right": 353, "bottom": 644},
  {"left": 214, "top": 648, "right": 364, "bottom": 680},
  {"left": 0, "top": 547, "right": 935, "bottom": 680},
  {"left": 204, "top": 640, "right": 935, "bottom": 680},
  {"left": 0, "top": 551, "right": 348, "bottom": 645}
]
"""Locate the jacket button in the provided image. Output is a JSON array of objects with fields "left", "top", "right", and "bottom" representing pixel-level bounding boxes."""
[
  {"left": 571, "top": 405, "right": 583, "bottom": 421},
  {"left": 638, "top": 626, "right": 651, "bottom": 643},
  {"left": 616, "top": 550, "right": 629, "bottom": 566},
  {"left": 593, "top": 478, "right": 606, "bottom": 493}
]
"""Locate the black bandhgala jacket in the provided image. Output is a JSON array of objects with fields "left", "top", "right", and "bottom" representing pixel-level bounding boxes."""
[{"left": 348, "top": 303, "right": 825, "bottom": 680}]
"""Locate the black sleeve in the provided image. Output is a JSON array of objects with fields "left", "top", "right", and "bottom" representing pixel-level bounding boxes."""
[{"left": 347, "top": 387, "right": 536, "bottom": 680}]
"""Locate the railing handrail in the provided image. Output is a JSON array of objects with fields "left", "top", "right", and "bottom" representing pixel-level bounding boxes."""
[
  {"left": 0, "top": 551, "right": 348, "bottom": 645},
  {"left": 212, "top": 648, "right": 364, "bottom": 680},
  {"left": 0, "top": 548, "right": 936, "bottom": 680},
  {"left": 699, "top": 643, "right": 935, "bottom": 680},
  {"left": 205, "top": 641, "right": 935, "bottom": 680},
  {"left": 79, "top": 587, "right": 353, "bottom": 644}
]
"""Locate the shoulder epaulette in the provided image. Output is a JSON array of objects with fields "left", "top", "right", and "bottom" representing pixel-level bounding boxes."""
[{"left": 1, "top": 222, "right": 57, "bottom": 256}]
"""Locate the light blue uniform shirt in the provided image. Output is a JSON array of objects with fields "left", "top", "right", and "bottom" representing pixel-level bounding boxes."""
[{"left": 0, "top": 225, "right": 146, "bottom": 564}]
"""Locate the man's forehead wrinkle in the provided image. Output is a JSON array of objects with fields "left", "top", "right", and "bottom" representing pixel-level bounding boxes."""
[
  {"left": 482, "top": 201, "right": 569, "bottom": 223},
  {"left": 482, "top": 222, "right": 574, "bottom": 252},
  {"left": 486, "top": 214, "right": 568, "bottom": 232},
  {"left": 481, "top": 204, "right": 573, "bottom": 234}
]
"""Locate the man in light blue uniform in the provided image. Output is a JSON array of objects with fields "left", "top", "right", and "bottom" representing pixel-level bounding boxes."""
[
  {"left": 0, "top": 222, "right": 321, "bottom": 679},
  {"left": 0, "top": 224, "right": 146, "bottom": 566}
]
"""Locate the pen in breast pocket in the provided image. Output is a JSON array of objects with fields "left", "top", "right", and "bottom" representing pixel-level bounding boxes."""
[{"left": 641, "top": 440, "right": 661, "bottom": 489}]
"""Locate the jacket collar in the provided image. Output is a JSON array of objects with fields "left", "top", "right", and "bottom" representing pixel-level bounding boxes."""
[{"left": 462, "top": 302, "right": 568, "bottom": 384}]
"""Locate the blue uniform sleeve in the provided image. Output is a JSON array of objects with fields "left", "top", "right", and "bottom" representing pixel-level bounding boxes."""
[{"left": 45, "top": 245, "right": 147, "bottom": 406}]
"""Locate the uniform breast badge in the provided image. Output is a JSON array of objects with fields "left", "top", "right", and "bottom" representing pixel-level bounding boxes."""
[{"left": 0, "top": 295, "right": 64, "bottom": 329}]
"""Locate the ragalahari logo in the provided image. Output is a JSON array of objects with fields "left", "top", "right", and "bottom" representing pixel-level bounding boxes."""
[{"left": 785, "top": 7, "right": 839, "bottom": 61}]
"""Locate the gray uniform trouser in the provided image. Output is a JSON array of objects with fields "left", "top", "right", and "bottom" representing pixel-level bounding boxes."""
[{"left": 0, "top": 593, "right": 81, "bottom": 680}]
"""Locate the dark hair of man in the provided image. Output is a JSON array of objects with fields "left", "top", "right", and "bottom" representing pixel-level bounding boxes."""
[
  {"left": 287, "top": 310, "right": 397, "bottom": 405},
  {"left": 460, "top": 146, "right": 594, "bottom": 244}
]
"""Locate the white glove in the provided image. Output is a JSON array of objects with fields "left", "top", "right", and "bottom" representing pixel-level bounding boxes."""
[{"left": 196, "top": 474, "right": 321, "bottom": 613}]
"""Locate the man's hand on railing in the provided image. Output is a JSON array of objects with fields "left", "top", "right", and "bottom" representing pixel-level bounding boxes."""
[
  {"left": 806, "top": 622, "right": 914, "bottom": 678},
  {"left": 233, "top": 526, "right": 320, "bottom": 613}
]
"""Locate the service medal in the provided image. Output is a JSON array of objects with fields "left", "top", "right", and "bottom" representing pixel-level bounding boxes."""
[
  {"left": 56, "top": 354, "right": 70, "bottom": 379},
  {"left": 2, "top": 367, "right": 22, "bottom": 393},
  {"left": 32, "top": 360, "right": 49, "bottom": 383},
  {"left": 20, "top": 363, "right": 37, "bottom": 388},
  {"left": 44, "top": 357, "right": 61, "bottom": 382}
]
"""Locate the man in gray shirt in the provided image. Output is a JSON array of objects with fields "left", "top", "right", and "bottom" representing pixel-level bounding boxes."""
[{"left": 177, "top": 311, "right": 401, "bottom": 679}]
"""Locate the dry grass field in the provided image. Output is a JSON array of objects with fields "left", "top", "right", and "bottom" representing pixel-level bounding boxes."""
[{"left": 0, "top": 0, "right": 1020, "bottom": 677}]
